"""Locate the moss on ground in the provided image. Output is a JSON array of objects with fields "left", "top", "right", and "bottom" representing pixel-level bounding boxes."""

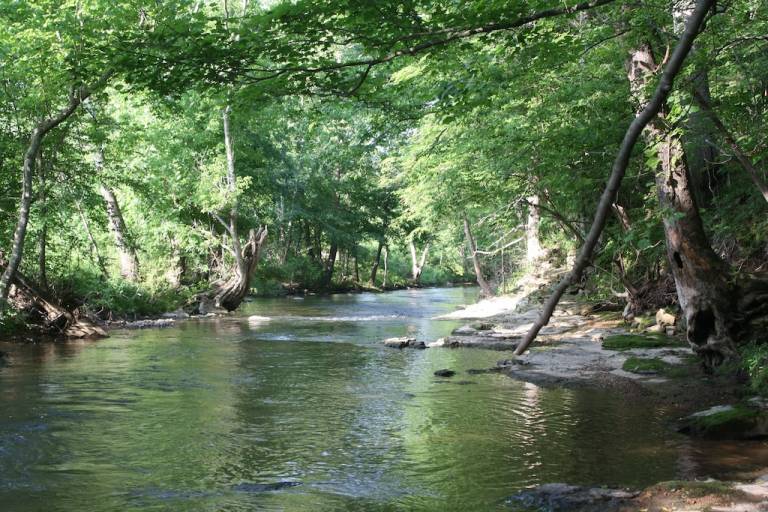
[
  {"left": 690, "top": 404, "right": 760, "bottom": 430},
  {"left": 623, "top": 356, "right": 671, "bottom": 374},
  {"left": 603, "top": 333, "right": 682, "bottom": 351},
  {"left": 654, "top": 480, "right": 736, "bottom": 498},
  {"left": 622, "top": 356, "right": 693, "bottom": 377}
]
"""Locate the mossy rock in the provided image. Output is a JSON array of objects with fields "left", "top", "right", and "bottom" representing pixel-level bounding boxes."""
[
  {"left": 679, "top": 404, "right": 768, "bottom": 440},
  {"left": 602, "top": 333, "right": 682, "bottom": 351},
  {"left": 469, "top": 322, "right": 495, "bottom": 331},
  {"left": 622, "top": 356, "right": 691, "bottom": 377},
  {"left": 622, "top": 356, "right": 672, "bottom": 375},
  {"left": 654, "top": 480, "right": 735, "bottom": 498},
  {"left": 631, "top": 315, "right": 655, "bottom": 331}
]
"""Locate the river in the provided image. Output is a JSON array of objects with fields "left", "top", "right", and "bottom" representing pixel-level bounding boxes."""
[{"left": 1, "top": 287, "right": 766, "bottom": 511}]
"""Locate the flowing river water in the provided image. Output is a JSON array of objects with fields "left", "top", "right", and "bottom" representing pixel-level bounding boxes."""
[{"left": 1, "top": 287, "right": 767, "bottom": 511}]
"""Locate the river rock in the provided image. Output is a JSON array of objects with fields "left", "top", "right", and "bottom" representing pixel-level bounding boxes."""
[
  {"left": 428, "top": 336, "right": 518, "bottom": 350},
  {"left": 451, "top": 325, "right": 478, "bottom": 335},
  {"left": 434, "top": 369, "right": 456, "bottom": 377},
  {"left": 161, "top": 309, "right": 190, "bottom": 319},
  {"left": 655, "top": 308, "right": 676, "bottom": 327},
  {"left": 383, "top": 337, "right": 426, "bottom": 349},
  {"left": 232, "top": 481, "right": 301, "bottom": 493},
  {"left": 469, "top": 322, "right": 495, "bottom": 331},
  {"left": 507, "top": 483, "right": 638, "bottom": 511},
  {"left": 113, "top": 318, "right": 176, "bottom": 330},
  {"left": 678, "top": 404, "right": 768, "bottom": 439}
]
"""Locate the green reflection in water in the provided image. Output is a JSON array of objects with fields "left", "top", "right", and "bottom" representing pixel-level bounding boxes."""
[{"left": 0, "top": 287, "right": 764, "bottom": 511}]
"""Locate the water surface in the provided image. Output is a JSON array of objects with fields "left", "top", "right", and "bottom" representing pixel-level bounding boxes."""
[{"left": 1, "top": 287, "right": 766, "bottom": 511}]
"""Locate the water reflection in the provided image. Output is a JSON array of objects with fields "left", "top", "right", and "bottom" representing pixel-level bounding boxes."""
[{"left": 1, "top": 287, "right": 767, "bottom": 511}]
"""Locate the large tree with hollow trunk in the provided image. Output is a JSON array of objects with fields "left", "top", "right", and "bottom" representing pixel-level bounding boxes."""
[{"left": 516, "top": 0, "right": 768, "bottom": 364}]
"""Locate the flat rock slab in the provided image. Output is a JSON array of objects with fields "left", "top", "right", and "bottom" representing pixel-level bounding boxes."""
[
  {"left": 110, "top": 318, "right": 176, "bottom": 330},
  {"left": 428, "top": 335, "right": 518, "bottom": 350},
  {"left": 679, "top": 403, "right": 768, "bottom": 440},
  {"left": 383, "top": 337, "right": 426, "bottom": 349},
  {"left": 507, "top": 483, "right": 638, "bottom": 512}
]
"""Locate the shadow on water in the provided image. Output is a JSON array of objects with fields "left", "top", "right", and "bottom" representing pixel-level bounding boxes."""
[{"left": 2, "top": 287, "right": 768, "bottom": 511}]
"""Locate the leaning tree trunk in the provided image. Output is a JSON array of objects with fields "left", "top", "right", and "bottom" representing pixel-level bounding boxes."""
[
  {"left": 1, "top": 252, "right": 106, "bottom": 338},
  {"left": 370, "top": 239, "right": 384, "bottom": 286},
  {"left": 409, "top": 239, "right": 430, "bottom": 282},
  {"left": 99, "top": 182, "right": 140, "bottom": 282},
  {"left": 463, "top": 213, "right": 494, "bottom": 297},
  {"left": 0, "top": 81, "right": 106, "bottom": 302},
  {"left": 629, "top": 41, "right": 739, "bottom": 364},
  {"left": 515, "top": 0, "right": 716, "bottom": 357}
]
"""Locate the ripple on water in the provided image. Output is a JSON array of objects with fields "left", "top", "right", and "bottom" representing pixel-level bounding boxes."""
[{"left": 1, "top": 287, "right": 766, "bottom": 511}]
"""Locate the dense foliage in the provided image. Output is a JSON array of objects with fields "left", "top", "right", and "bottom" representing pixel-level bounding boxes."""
[{"left": 1, "top": 0, "right": 766, "bottom": 350}]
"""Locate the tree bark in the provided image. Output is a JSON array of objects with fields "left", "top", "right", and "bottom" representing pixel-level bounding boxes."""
[
  {"left": 525, "top": 195, "right": 544, "bottom": 263},
  {"left": 629, "top": 41, "right": 737, "bottom": 364},
  {"left": 370, "top": 239, "right": 384, "bottom": 286},
  {"left": 208, "top": 105, "right": 268, "bottom": 311},
  {"left": 99, "top": 181, "right": 140, "bottom": 282},
  {"left": 321, "top": 241, "right": 338, "bottom": 289},
  {"left": 213, "top": 226, "right": 268, "bottom": 310},
  {"left": 409, "top": 239, "right": 430, "bottom": 282},
  {"left": 353, "top": 245, "right": 360, "bottom": 283},
  {"left": 674, "top": 0, "right": 720, "bottom": 206},
  {"left": 515, "top": 0, "right": 716, "bottom": 357},
  {"left": 382, "top": 246, "right": 389, "bottom": 288},
  {"left": 463, "top": 213, "right": 494, "bottom": 297},
  {"left": 0, "top": 78, "right": 109, "bottom": 302},
  {"left": 38, "top": 151, "right": 48, "bottom": 291}
]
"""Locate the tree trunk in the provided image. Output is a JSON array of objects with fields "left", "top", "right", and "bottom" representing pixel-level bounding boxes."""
[
  {"left": 674, "top": 0, "right": 720, "bottom": 206},
  {"left": 370, "top": 239, "right": 384, "bottom": 286},
  {"left": 166, "top": 236, "right": 186, "bottom": 288},
  {"left": 515, "top": 0, "right": 716, "bottom": 357},
  {"left": 409, "top": 239, "right": 430, "bottom": 282},
  {"left": 629, "top": 41, "right": 738, "bottom": 364},
  {"left": 321, "top": 242, "right": 338, "bottom": 289},
  {"left": 353, "top": 245, "right": 360, "bottom": 283},
  {"left": 213, "top": 227, "right": 268, "bottom": 310},
  {"left": 210, "top": 105, "right": 268, "bottom": 311},
  {"left": 382, "top": 246, "right": 389, "bottom": 288},
  {"left": 99, "top": 181, "right": 140, "bottom": 282},
  {"left": 0, "top": 81, "right": 105, "bottom": 302},
  {"left": 463, "top": 213, "right": 494, "bottom": 297},
  {"left": 38, "top": 151, "right": 48, "bottom": 291},
  {"left": 525, "top": 194, "right": 544, "bottom": 263},
  {"left": 1, "top": 252, "right": 106, "bottom": 338}
]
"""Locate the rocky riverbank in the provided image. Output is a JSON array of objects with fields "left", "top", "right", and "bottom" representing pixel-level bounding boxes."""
[{"left": 508, "top": 475, "right": 768, "bottom": 512}]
